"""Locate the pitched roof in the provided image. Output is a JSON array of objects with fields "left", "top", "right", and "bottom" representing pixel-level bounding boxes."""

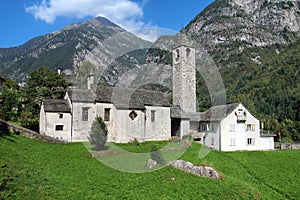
[
  {"left": 67, "top": 89, "right": 95, "bottom": 103},
  {"left": 42, "top": 99, "right": 71, "bottom": 113},
  {"left": 199, "top": 103, "right": 240, "bottom": 122},
  {"left": 67, "top": 85, "right": 171, "bottom": 110}
]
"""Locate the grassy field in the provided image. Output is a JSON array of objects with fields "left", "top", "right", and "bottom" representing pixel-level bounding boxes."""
[{"left": 1, "top": 134, "right": 299, "bottom": 199}]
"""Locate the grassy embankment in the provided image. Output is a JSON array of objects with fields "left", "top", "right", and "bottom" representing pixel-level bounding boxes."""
[{"left": 1, "top": 134, "right": 299, "bottom": 199}]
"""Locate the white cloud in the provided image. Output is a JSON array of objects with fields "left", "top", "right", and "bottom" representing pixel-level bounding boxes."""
[{"left": 25, "top": 0, "right": 144, "bottom": 30}]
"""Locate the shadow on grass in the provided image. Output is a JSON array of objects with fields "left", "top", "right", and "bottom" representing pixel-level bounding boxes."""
[
  {"left": 0, "top": 121, "right": 17, "bottom": 142},
  {"left": 91, "top": 145, "right": 110, "bottom": 151}
]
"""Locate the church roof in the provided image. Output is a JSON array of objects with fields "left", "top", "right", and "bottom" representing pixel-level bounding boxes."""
[
  {"left": 42, "top": 99, "right": 71, "bottom": 113},
  {"left": 95, "top": 85, "right": 170, "bottom": 110},
  {"left": 199, "top": 103, "right": 240, "bottom": 122},
  {"left": 67, "top": 89, "right": 95, "bottom": 103},
  {"left": 67, "top": 85, "right": 171, "bottom": 110}
]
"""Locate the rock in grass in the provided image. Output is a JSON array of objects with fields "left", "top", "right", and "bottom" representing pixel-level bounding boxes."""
[
  {"left": 144, "top": 159, "right": 158, "bottom": 169},
  {"left": 168, "top": 160, "right": 221, "bottom": 180}
]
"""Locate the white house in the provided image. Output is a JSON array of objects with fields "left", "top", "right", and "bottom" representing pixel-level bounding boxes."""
[
  {"left": 197, "top": 103, "right": 266, "bottom": 151},
  {"left": 39, "top": 45, "right": 274, "bottom": 150}
]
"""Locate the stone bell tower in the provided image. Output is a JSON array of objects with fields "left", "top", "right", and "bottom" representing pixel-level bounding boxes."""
[{"left": 172, "top": 45, "right": 196, "bottom": 113}]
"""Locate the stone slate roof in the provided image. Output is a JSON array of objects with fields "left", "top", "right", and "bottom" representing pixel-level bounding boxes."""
[
  {"left": 96, "top": 85, "right": 170, "bottom": 110},
  {"left": 171, "top": 105, "right": 184, "bottom": 118},
  {"left": 67, "top": 89, "right": 95, "bottom": 103},
  {"left": 171, "top": 105, "right": 201, "bottom": 121},
  {"left": 42, "top": 99, "right": 71, "bottom": 113},
  {"left": 67, "top": 86, "right": 170, "bottom": 110},
  {"left": 199, "top": 103, "right": 240, "bottom": 122}
]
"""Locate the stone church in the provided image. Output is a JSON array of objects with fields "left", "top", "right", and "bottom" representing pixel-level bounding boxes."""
[{"left": 39, "top": 45, "right": 274, "bottom": 151}]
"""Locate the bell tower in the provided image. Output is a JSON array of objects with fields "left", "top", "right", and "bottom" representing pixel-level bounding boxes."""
[{"left": 172, "top": 45, "right": 196, "bottom": 113}]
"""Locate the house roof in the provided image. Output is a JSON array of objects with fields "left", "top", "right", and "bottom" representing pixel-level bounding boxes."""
[
  {"left": 42, "top": 99, "right": 71, "bottom": 113},
  {"left": 67, "top": 85, "right": 170, "bottom": 110},
  {"left": 199, "top": 103, "right": 240, "bottom": 122}
]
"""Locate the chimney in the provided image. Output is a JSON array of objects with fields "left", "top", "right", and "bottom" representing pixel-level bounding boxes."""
[{"left": 87, "top": 74, "right": 94, "bottom": 90}]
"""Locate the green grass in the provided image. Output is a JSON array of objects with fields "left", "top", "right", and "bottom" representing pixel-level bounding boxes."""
[{"left": 1, "top": 134, "right": 300, "bottom": 199}]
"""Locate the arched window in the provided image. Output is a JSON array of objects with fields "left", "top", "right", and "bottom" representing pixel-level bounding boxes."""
[{"left": 186, "top": 48, "right": 191, "bottom": 58}]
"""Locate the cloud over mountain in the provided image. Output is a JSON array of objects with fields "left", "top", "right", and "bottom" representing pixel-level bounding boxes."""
[{"left": 25, "top": 0, "right": 144, "bottom": 31}]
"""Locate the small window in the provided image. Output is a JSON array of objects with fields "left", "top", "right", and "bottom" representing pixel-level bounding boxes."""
[
  {"left": 230, "top": 124, "right": 236, "bottom": 132},
  {"left": 59, "top": 114, "right": 63, "bottom": 119},
  {"left": 104, "top": 108, "right": 111, "bottom": 121},
  {"left": 211, "top": 138, "right": 215, "bottom": 146},
  {"left": 151, "top": 110, "right": 156, "bottom": 122},
  {"left": 246, "top": 124, "right": 255, "bottom": 132},
  {"left": 55, "top": 125, "right": 64, "bottom": 131},
  {"left": 82, "top": 108, "right": 89, "bottom": 121},
  {"left": 247, "top": 138, "right": 254, "bottom": 145},
  {"left": 247, "top": 124, "right": 252, "bottom": 131},
  {"left": 230, "top": 138, "right": 236, "bottom": 146}
]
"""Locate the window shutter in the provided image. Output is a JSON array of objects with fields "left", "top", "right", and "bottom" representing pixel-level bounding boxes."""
[{"left": 252, "top": 124, "right": 255, "bottom": 131}]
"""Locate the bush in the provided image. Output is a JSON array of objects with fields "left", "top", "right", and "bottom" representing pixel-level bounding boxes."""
[
  {"left": 88, "top": 117, "right": 108, "bottom": 151},
  {"left": 150, "top": 144, "right": 165, "bottom": 165},
  {"left": 182, "top": 134, "right": 193, "bottom": 141}
]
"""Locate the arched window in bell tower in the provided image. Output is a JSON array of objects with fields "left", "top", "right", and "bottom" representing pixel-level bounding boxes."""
[
  {"left": 186, "top": 48, "right": 191, "bottom": 58},
  {"left": 176, "top": 49, "right": 180, "bottom": 62}
]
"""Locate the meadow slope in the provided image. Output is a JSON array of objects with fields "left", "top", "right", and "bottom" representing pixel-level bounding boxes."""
[{"left": 1, "top": 134, "right": 299, "bottom": 199}]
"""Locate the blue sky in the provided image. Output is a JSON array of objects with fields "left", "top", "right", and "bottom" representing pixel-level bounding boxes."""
[{"left": 0, "top": 0, "right": 214, "bottom": 48}]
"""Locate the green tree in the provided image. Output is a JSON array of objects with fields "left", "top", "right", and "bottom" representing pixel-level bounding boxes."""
[
  {"left": 23, "top": 67, "right": 67, "bottom": 130},
  {"left": 88, "top": 117, "right": 108, "bottom": 150},
  {"left": 26, "top": 66, "right": 67, "bottom": 102}
]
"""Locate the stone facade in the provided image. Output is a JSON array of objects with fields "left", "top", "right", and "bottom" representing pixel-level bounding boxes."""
[
  {"left": 40, "top": 87, "right": 171, "bottom": 143},
  {"left": 172, "top": 46, "right": 196, "bottom": 113}
]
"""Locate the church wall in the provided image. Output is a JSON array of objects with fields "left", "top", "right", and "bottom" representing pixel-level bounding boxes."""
[
  {"left": 95, "top": 103, "right": 116, "bottom": 142},
  {"left": 144, "top": 106, "right": 171, "bottom": 141},
  {"left": 114, "top": 109, "right": 145, "bottom": 143},
  {"left": 71, "top": 102, "right": 96, "bottom": 142}
]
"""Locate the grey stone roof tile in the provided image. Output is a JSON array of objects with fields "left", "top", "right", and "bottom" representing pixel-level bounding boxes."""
[{"left": 42, "top": 99, "right": 71, "bottom": 113}]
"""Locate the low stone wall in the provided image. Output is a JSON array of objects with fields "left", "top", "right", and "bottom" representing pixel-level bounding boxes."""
[
  {"left": 0, "top": 119, "right": 65, "bottom": 143},
  {"left": 280, "top": 143, "right": 300, "bottom": 150}
]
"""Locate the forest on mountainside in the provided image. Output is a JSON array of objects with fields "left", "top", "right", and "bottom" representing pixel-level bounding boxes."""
[{"left": 197, "top": 38, "right": 300, "bottom": 141}]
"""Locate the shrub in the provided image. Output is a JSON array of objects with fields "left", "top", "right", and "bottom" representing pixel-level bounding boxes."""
[
  {"left": 150, "top": 144, "right": 165, "bottom": 165},
  {"left": 88, "top": 117, "right": 108, "bottom": 151},
  {"left": 182, "top": 134, "right": 193, "bottom": 141},
  {"left": 129, "top": 138, "right": 140, "bottom": 146}
]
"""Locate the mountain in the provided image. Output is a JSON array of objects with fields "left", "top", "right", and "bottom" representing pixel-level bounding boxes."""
[
  {"left": 184, "top": 0, "right": 300, "bottom": 67},
  {"left": 0, "top": 17, "right": 151, "bottom": 81}
]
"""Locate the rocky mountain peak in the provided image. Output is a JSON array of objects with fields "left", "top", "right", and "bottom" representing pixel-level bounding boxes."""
[{"left": 184, "top": 0, "right": 300, "bottom": 67}]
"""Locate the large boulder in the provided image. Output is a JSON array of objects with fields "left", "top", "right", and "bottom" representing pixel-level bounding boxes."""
[{"left": 168, "top": 160, "right": 221, "bottom": 180}]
